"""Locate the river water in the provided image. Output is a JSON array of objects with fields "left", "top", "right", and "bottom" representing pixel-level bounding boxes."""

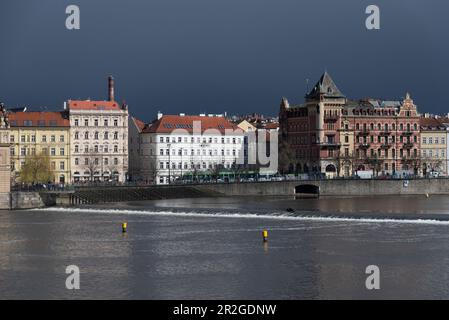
[{"left": 2, "top": 195, "right": 449, "bottom": 299}]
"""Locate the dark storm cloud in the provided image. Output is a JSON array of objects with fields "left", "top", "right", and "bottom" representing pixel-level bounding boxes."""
[{"left": 0, "top": 0, "right": 448, "bottom": 121}]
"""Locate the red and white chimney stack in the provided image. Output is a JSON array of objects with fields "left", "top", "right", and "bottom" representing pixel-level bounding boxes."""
[{"left": 108, "top": 75, "right": 115, "bottom": 101}]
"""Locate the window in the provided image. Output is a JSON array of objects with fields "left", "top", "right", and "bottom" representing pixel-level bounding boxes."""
[
  {"left": 94, "top": 119, "right": 98, "bottom": 126},
  {"left": 21, "top": 147, "right": 26, "bottom": 156},
  {"left": 114, "top": 119, "right": 118, "bottom": 126},
  {"left": 104, "top": 146, "right": 108, "bottom": 153},
  {"left": 31, "top": 135, "right": 36, "bottom": 142},
  {"left": 423, "top": 137, "right": 427, "bottom": 144},
  {"left": 114, "top": 158, "right": 118, "bottom": 165},
  {"left": 104, "top": 158, "right": 109, "bottom": 165},
  {"left": 84, "top": 119, "right": 89, "bottom": 126},
  {"left": 160, "top": 149, "right": 164, "bottom": 156},
  {"left": 94, "top": 145, "right": 98, "bottom": 153},
  {"left": 84, "top": 132, "right": 89, "bottom": 140},
  {"left": 104, "top": 132, "right": 109, "bottom": 140},
  {"left": 21, "top": 135, "right": 25, "bottom": 142},
  {"left": 10, "top": 148, "right": 15, "bottom": 156},
  {"left": 114, "top": 132, "right": 118, "bottom": 140},
  {"left": 84, "top": 146, "right": 89, "bottom": 153},
  {"left": 60, "top": 148, "right": 65, "bottom": 156},
  {"left": 94, "top": 158, "right": 99, "bottom": 165},
  {"left": 51, "top": 162, "right": 56, "bottom": 170},
  {"left": 74, "top": 132, "right": 79, "bottom": 140},
  {"left": 74, "top": 119, "right": 79, "bottom": 126},
  {"left": 9, "top": 135, "right": 14, "bottom": 143},
  {"left": 60, "top": 135, "right": 64, "bottom": 142},
  {"left": 114, "top": 145, "right": 118, "bottom": 153},
  {"left": 94, "top": 132, "right": 99, "bottom": 140},
  {"left": 60, "top": 162, "right": 65, "bottom": 170},
  {"left": 104, "top": 119, "right": 108, "bottom": 127},
  {"left": 160, "top": 137, "right": 164, "bottom": 143},
  {"left": 84, "top": 158, "right": 89, "bottom": 165},
  {"left": 75, "top": 158, "right": 79, "bottom": 165},
  {"left": 51, "top": 148, "right": 56, "bottom": 156},
  {"left": 51, "top": 135, "right": 56, "bottom": 142}
]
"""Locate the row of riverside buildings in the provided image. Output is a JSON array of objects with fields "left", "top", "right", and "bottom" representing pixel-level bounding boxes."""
[
  {"left": 1, "top": 77, "right": 255, "bottom": 186},
  {"left": 2, "top": 71, "right": 449, "bottom": 190},
  {"left": 279, "top": 72, "right": 449, "bottom": 178}
]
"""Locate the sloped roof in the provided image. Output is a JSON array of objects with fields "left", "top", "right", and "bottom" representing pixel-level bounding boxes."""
[
  {"left": 9, "top": 111, "right": 70, "bottom": 127},
  {"left": 131, "top": 117, "right": 146, "bottom": 133},
  {"left": 68, "top": 100, "right": 122, "bottom": 111},
  {"left": 142, "top": 115, "right": 243, "bottom": 134},
  {"left": 306, "top": 71, "right": 345, "bottom": 99}
]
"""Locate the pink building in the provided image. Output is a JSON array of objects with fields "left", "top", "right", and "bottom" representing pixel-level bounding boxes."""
[{"left": 279, "top": 72, "right": 421, "bottom": 177}]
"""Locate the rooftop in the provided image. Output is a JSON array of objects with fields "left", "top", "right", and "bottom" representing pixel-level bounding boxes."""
[
  {"left": 143, "top": 114, "right": 243, "bottom": 134},
  {"left": 9, "top": 111, "right": 70, "bottom": 127}
]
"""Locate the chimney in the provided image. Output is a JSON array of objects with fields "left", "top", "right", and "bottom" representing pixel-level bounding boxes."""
[{"left": 108, "top": 76, "right": 115, "bottom": 101}]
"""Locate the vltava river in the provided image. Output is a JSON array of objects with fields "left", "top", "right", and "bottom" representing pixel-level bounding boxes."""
[{"left": 2, "top": 195, "right": 449, "bottom": 299}]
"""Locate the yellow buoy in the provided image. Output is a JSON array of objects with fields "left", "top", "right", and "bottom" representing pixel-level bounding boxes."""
[
  {"left": 122, "top": 222, "right": 127, "bottom": 233},
  {"left": 262, "top": 230, "right": 268, "bottom": 242}
]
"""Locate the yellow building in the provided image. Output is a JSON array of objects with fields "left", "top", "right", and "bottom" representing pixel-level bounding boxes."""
[
  {"left": 420, "top": 118, "right": 446, "bottom": 176},
  {"left": 9, "top": 111, "right": 71, "bottom": 184}
]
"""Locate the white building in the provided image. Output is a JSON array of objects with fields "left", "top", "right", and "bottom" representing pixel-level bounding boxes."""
[
  {"left": 132, "top": 113, "right": 245, "bottom": 184},
  {"left": 67, "top": 76, "right": 129, "bottom": 183}
]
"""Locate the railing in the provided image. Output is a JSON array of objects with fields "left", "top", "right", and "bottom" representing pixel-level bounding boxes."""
[
  {"left": 357, "top": 130, "right": 370, "bottom": 136},
  {"left": 359, "top": 143, "right": 370, "bottom": 149},
  {"left": 403, "top": 142, "right": 414, "bottom": 149},
  {"left": 402, "top": 131, "right": 414, "bottom": 136}
]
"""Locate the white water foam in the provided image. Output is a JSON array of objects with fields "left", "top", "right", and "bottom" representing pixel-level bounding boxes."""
[{"left": 32, "top": 207, "right": 449, "bottom": 226}]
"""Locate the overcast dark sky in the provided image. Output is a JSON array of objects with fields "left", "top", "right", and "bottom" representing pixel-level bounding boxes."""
[{"left": 1, "top": 0, "right": 448, "bottom": 121}]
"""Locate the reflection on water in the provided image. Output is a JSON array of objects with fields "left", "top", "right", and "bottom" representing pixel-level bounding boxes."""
[{"left": 1, "top": 195, "right": 449, "bottom": 299}]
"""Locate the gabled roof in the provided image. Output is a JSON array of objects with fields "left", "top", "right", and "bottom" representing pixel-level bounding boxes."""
[
  {"left": 142, "top": 115, "right": 243, "bottom": 134},
  {"left": 131, "top": 117, "right": 146, "bottom": 133},
  {"left": 68, "top": 100, "right": 122, "bottom": 111},
  {"left": 306, "top": 71, "right": 345, "bottom": 99},
  {"left": 9, "top": 111, "right": 70, "bottom": 127}
]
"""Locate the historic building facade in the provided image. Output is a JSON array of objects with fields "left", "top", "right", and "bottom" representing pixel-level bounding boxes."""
[
  {"left": 8, "top": 111, "right": 71, "bottom": 184},
  {"left": 67, "top": 76, "right": 129, "bottom": 183},
  {"left": 420, "top": 118, "right": 447, "bottom": 176},
  {"left": 133, "top": 113, "right": 245, "bottom": 184},
  {"left": 279, "top": 72, "right": 421, "bottom": 178},
  {"left": 0, "top": 103, "right": 11, "bottom": 200}
]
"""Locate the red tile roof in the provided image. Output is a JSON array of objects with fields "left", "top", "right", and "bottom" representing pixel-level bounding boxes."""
[
  {"left": 9, "top": 111, "right": 69, "bottom": 127},
  {"left": 68, "top": 100, "right": 122, "bottom": 110},
  {"left": 420, "top": 117, "right": 444, "bottom": 128},
  {"left": 132, "top": 117, "right": 146, "bottom": 132},
  {"left": 143, "top": 115, "right": 243, "bottom": 134},
  {"left": 264, "top": 122, "right": 279, "bottom": 130}
]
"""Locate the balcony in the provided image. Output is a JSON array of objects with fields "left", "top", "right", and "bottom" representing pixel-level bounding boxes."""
[
  {"left": 380, "top": 143, "right": 392, "bottom": 149},
  {"left": 320, "top": 142, "right": 341, "bottom": 149},
  {"left": 403, "top": 142, "right": 414, "bottom": 149},
  {"left": 359, "top": 143, "right": 370, "bottom": 149},
  {"left": 324, "top": 115, "right": 338, "bottom": 122},
  {"left": 379, "top": 130, "right": 391, "bottom": 136},
  {"left": 357, "top": 130, "right": 370, "bottom": 136},
  {"left": 402, "top": 131, "right": 413, "bottom": 136}
]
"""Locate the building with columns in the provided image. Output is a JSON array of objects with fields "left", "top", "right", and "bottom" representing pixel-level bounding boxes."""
[
  {"left": 279, "top": 72, "right": 421, "bottom": 178},
  {"left": 67, "top": 76, "right": 129, "bottom": 183}
]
